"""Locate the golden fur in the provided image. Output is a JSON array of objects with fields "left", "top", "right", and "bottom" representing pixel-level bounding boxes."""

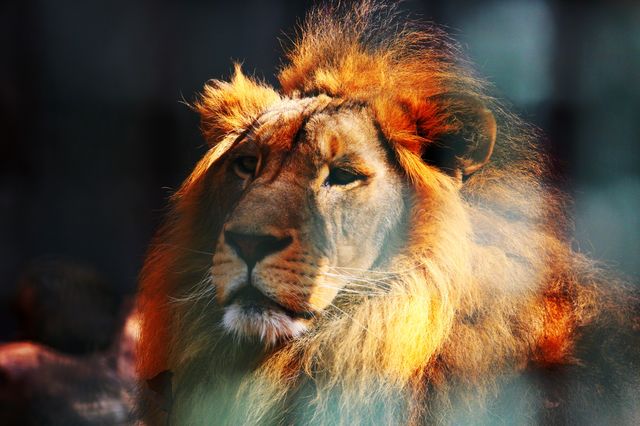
[{"left": 137, "top": 2, "right": 638, "bottom": 424}]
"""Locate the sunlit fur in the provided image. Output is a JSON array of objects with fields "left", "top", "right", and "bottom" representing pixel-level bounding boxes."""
[{"left": 137, "top": 2, "right": 638, "bottom": 424}]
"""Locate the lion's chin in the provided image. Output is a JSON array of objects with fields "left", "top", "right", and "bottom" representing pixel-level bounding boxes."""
[{"left": 222, "top": 303, "right": 309, "bottom": 345}]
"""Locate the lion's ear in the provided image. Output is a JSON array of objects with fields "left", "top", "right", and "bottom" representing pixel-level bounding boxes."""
[
  {"left": 419, "top": 94, "right": 496, "bottom": 178},
  {"left": 194, "top": 64, "right": 281, "bottom": 145}
]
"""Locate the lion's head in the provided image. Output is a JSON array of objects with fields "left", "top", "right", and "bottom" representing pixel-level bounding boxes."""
[
  {"left": 210, "top": 99, "right": 409, "bottom": 344},
  {"left": 137, "top": 2, "right": 637, "bottom": 425}
]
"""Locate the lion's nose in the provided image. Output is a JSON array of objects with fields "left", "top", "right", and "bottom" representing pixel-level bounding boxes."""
[{"left": 224, "top": 230, "right": 292, "bottom": 269}]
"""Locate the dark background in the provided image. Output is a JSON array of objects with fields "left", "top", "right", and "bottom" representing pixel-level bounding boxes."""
[{"left": 1, "top": 0, "right": 639, "bottom": 339}]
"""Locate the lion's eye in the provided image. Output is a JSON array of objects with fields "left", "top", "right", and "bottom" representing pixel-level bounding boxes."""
[
  {"left": 233, "top": 156, "right": 258, "bottom": 179},
  {"left": 325, "top": 167, "right": 366, "bottom": 186}
]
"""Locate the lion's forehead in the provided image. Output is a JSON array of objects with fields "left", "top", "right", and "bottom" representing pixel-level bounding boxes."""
[
  {"left": 257, "top": 96, "right": 322, "bottom": 123},
  {"left": 247, "top": 98, "right": 310, "bottom": 151},
  {"left": 250, "top": 95, "right": 375, "bottom": 153}
]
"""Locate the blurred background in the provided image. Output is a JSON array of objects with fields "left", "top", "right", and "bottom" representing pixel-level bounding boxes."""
[{"left": 1, "top": 0, "right": 639, "bottom": 340}]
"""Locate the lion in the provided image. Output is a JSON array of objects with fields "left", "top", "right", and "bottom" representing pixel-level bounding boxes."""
[{"left": 137, "top": 2, "right": 639, "bottom": 424}]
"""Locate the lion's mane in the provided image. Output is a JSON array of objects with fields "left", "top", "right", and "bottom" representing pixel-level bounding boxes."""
[{"left": 137, "top": 2, "right": 638, "bottom": 424}]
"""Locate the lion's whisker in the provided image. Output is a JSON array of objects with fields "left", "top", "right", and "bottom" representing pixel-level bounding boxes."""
[
  {"left": 168, "top": 288, "right": 214, "bottom": 304},
  {"left": 328, "top": 261, "right": 429, "bottom": 277},
  {"left": 323, "top": 272, "right": 394, "bottom": 288},
  {"left": 316, "top": 284, "right": 387, "bottom": 297},
  {"left": 156, "top": 243, "right": 215, "bottom": 256},
  {"left": 326, "top": 264, "right": 401, "bottom": 274},
  {"left": 325, "top": 302, "right": 383, "bottom": 341},
  {"left": 168, "top": 272, "right": 214, "bottom": 305},
  {"left": 326, "top": 267, "right": 399, "bottom": 277}
]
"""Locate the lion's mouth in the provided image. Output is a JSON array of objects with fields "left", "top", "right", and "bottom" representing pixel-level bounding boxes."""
[{"left": 226, "top": 285, "right": 315, "bottom": 320}]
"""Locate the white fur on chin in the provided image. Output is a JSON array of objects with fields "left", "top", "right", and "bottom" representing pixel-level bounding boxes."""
[{"left": 222, "top": 303, "right": 308, "bottom": 345}]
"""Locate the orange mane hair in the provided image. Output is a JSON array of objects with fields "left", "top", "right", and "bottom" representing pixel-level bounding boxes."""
[
  {"left": 281, "top": 3, "right": 473, "bottom": 153},
  {"left": 137, "top": 1, "right": 638, "bottom": 424}
]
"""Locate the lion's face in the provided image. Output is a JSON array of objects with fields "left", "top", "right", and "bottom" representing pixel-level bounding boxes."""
[{"left": 210, "top": 98, "right": 407, "bottom": 343}]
